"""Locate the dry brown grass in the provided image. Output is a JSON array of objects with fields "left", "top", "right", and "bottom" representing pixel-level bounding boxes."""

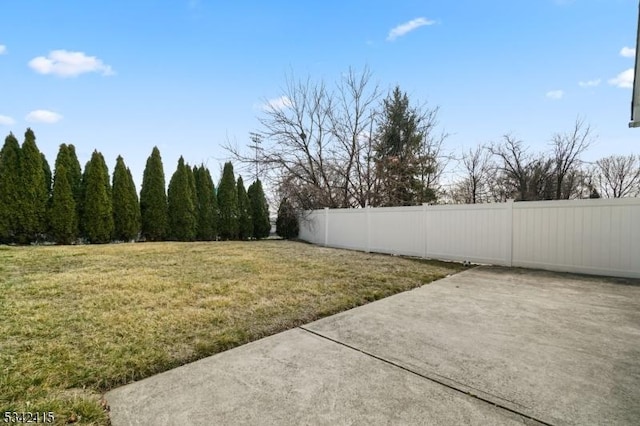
[{"left": 0, "top": 240, "right": 464, "bottom": 424}]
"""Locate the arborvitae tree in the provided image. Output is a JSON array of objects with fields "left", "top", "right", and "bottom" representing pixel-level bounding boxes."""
[
  {"left": 248, "top": 179, "right": 271, "bottom": 239},
  {"left": 51, "top": 144, "right": 81, "bottom": 243},
  {"left": 194, "top": 165, "right": 217, "bottom": 240},
  {"left": 186, "top": 165, "right": 197, "bottom": 235},
  {"left": 82, "top": 150, "right": 113, "bottom": 243},
  {"left": 126, "top": 166, "right": 141, "bottom": 237},
  {"left": 112, "top": 155, "right": 141, "bottom": 241},
  {"left": 237, "top": 176, "right": 253, "bottom": 240},
  {"left": 217, "top": 162, "right": 239, "bottom": 240},
  {"left": 167, "top": 156, "right": 196, "bottom": 241},
  {"left": 66, "top": 144, "right": 83, "bottom": 206},
  {"left": 42, "top": 152, "right": 52, "bottom": 199},
  {"left": 54, "top": 145, "right": 70, "bottom": 174},
  {"left": 276, "top": 197, "right": 299, "bottom": 239},
  {"left": 41, "top": 152, "right": 53, "bottom": 241},
  {"left": 49, "top": 164, "right": 77, "bottom": 244},
  {"left": 0, "top": 133, "right": 22, "bottom": 243},
  {"left": 17, "top": 128, "right": 48, "bottom": 243},
  {"left": 140, "top": 146, "right": 168, "bottom": 241}
]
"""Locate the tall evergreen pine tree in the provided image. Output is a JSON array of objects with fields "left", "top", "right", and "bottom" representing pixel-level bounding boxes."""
[
  {"left": 140, "top": 147, "right": 168, "bottom": 241},
  {"left": 82, "top": 150, "right": 113, "bottom": 243},
  {"left": 237, "top": 176, "right": 253, "bottom": 240},
  {"left": 42, "top": 153, "right": 52, "bottom": 198},
  {"left": 217, "top": 162, "right": 239, "bottom": 240},
  {"left": 194, "top": 165, "right": 217, "bottom": 241},
  {"left": 41, "top": 153, "right": 53, "bottom": 240},
  {"left": 66, "top": 144, "right": 83, "bottom": 212},
  {"left": 112, "top": 155, "right": 141, "bottom": 241},
  {"left": 0, "top": 133, "right": 21, "bottom": 243},
  {"left": 50, "top": 164, "right": 77, "bottom": 244},
  {"left": 167, "top": 157, "right": 196, "bottom": 241},
  {"left": 17, "top": 129, "right": 48, "bottom": 243},
  {"left": 51, "top": 144, "right": 80, "bottom": 243},
  {"left": 186, "top": 165, "right": 197, "bottom": 236},
  {"left": 54, "top": 145, "right": 70, "bottom": 174},
  {"left": 248, "top": 179, "right": 271, "bottom": 239},
  {"left": 375, "top": 86, "right": 435, "bottom": 206},
  {"left": 79, "top": 161, "right": 90, "bottom": 237}
]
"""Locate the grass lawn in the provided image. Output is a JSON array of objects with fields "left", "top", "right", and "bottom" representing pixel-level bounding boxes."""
[{"left": 0, "top": 240, "right": 464, "bottom": 424}]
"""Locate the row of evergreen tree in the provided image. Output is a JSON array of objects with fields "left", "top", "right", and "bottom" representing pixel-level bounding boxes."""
[{"left": 0, "top": 129, "right": 281, "bottom": 245}]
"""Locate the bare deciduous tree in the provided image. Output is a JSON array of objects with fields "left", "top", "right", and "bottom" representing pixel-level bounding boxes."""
[
  {"left": 593, "top": 154, "right": 640, "bottom": 198},
  {"left": 490, "top": 135, "right": 530, "bottom": 201},
  {"left": 455, "top": 144, "right": 495, "bottom": 204},
  {"left": 225, "top": 73, "right": 340, "bottom": 209},
  {"left": 551, "top": 118, "right": 593, "bottom": 199},
  {"left": 416, "top": 118, "right": 449, "bottom": 203},
  {"left": 226, "top": 68, "right": 448, "bottom": 209},
  {"left": 329, "top": 67, "right": 381, "bottom": 207},
  {"left": 489, "top": 134, "right": 556, "bottom": 201}
]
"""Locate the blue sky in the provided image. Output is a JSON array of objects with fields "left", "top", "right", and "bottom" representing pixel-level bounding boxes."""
[{"left": 0, "top": 0, "right": 637, "bottom": 191}]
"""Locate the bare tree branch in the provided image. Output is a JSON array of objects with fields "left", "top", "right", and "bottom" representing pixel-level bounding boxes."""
[
  {"left": 551, "top": 117, "right": 593, "bottom": 199},
  {"left": 593, "top": 154, "right": 640, "bottom": 198},
  {"left": 455, "top": 144, "right": 496, "bottom": 203}
]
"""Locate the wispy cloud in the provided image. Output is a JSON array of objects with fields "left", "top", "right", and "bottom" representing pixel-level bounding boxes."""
[
  {"left": 0, "top": 114, "right": 15, "bottom": 125},
  {"left": 0, "top": 45, "right": 6, "bottom": 55},
  {"left": 262, "top": 96, "right": 292, "bottom": 111},
  {"left": 546, "top": 90, "right": 564, "bottom": 100},
  {"left": 620, "top": 46, "right": 636, "bottom": 58},
  {"left": 578, "top": 79, "right": 601, "bottom": 88},
  {"left": 387, "top": 17, "right": 435, "bottom": 41},
  {"left": 28, "top": 50, "right": 114, "bottom": 77},
  {"left": 26, "top": 110, "right": 63, "bottom": 123},
  {"left": 608, "top": 69, "right": 634, "bottom": 89}
]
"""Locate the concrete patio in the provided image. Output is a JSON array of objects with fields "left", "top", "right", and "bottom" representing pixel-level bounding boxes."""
[{"left": 106, "top": 266, "right": 640, "bottom": 425}]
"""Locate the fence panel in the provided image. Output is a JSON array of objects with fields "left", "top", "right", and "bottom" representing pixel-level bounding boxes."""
[
  {"left": 298, "top": 210, "right": 325, "bottom": 245},
  {"left": 425, "top": 203, "right": 511, "bottom": 265},
  {"left": 369, "top": 206, "right": 424, "bottom": 256},
  {"left": 325, "top": 209, "right": 367, "bottom": 250},
  {"left": 298, "top": 198, "right": 640, "bottom": 278},
  {"left": 512, "top": 199, "right": 640, "bottom": 278}
]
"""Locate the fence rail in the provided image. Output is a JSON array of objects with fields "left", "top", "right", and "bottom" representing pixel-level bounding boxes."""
[{"left": 298, "top": 198, "right": 640, "bottom": 279}]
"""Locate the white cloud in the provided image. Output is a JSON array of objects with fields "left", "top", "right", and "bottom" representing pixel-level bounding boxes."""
[
  {"left": 578, "top": 79, "right": 601, "bottom": 88},
  {"left": 608, "top": 68, "right": 634, "bottom": 89},
  {"left": 0, "top": 45, "right": 6, "bottom": 55},
  {"left": 264, "top": 96, "right": 292, "bottom": 111},
  {"left": 28, "top": 50, "right": 114, "bottom": 77},
  {"left": 546, "top": 90, "right": 564, "bottom": 100},
  {"left": 0, "top": 115, "right": 15, "bottom": 125},
  {"left": 620, "top": 47, "right": 636, "bottom": 58},
  {"left": 387, "top": 17, "right": 435, "bottom": 41},
  {"left": 25, "top": 110, "right": 63, "bottom": 123}
]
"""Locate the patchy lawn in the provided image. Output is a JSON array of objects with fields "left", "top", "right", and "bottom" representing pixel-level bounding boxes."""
[{"left": 0, "top": 240, "right": 464, "bottom": 424}]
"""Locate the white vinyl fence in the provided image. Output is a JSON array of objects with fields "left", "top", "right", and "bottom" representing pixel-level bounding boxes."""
[{"left": 299, "top": 198, "right": 640, "bottom": 279}]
